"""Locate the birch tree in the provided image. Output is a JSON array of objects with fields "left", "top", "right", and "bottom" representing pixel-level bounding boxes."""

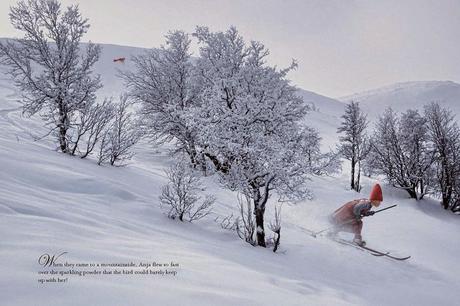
[
  {"left": 424, "top": 102, "right": 460, "bottom": 210},
  {"left": 337, "top": 101, "right": 369, "bottom": 191},
  {"left": 122, "top": 31, "right": 201, "bottom": 166},
  {"left": 192, "top": 27, "right": 315, "bottom": 247},
  {"left": 98, "top": 95, "right": 140, "bottom": 166},
  {"left": 123, "top": 26, "right": 323, "bottom": 247},
  {"left": 371, "top": 108, "right": 435, "bottom": 199},
  {"left": 0, "top": 0, "right": 101, "bottom": 153}
]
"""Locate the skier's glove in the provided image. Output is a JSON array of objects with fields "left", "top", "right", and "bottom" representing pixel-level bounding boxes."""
[{"left": 362, "top": 211, "right": 375, "bottom": 217}]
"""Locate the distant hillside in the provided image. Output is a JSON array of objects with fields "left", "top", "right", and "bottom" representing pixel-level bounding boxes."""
[
  {"left": 0, "top": 38, "right": 146, "bottom": 98},
  {"left": 7, "top": 40, "right": 460, "bottom": 146},
  {"left": 297, "top": 89, "right": 345, "bottom": 148},
  {"left": 339, "top": 81, "right": 460, "bottom": 119},
  {"left": 0, "top": 38, "right": 345, "bottom": 147},
  {"left": 91, "top": 43, "right": 146, "bottom": 97}
]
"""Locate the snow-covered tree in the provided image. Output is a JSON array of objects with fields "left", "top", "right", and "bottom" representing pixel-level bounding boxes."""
[
  {"left": 0, "top": 0, "right": 101, "bottom": 153},
  {"left": 424, "top": 102, "right": 460, "bottom": 211},
  {"left": 337, "top": 101, "right": 369, "bottom": 191},
  {"left": 98, "top": 95, "right": 140, "bottom": 166},
  {"left": 122, "top": 31, "right": 201, "bottom": 167},
  {"left": 398, "top": 109, "right": 435, "bottom": 199},
  {"left": 371, "top": 108, "right": 435, "bottom": 199},
  {"left": 371, "top": 108, "right": 398, "bottom": 183},
  {"left": 68, "top": 99, "right": 114, "bottom": 158},
  {"left": 124, "top": 26, "right": 320, "bottom": 247},
  {"left": 312, "top": 149, "right": 342, "bottom": 176},
  {"left": 452, "top": 180, "right": 460, "bottom": 213},
  {"left": 159, "top": 160, "right": 215, "bottom": 222},
  {"left": 192, "top": 26, "right": 315, "bottom": 247},
  {"left": 361, "top": 148, "right": 379, "bottom": 178}
]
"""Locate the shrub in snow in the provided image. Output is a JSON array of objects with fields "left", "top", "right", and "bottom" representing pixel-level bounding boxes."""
[
  {"left": 98, "top": 95, "right": 141, "bottom": 166},
  {"left": 216, "top": 213, "right": 237, "bottom": 231},
  {"left": 268, "top": 205, "right": 282, "bottom": 253},
  {"left": 0, "top": 0, "right": 101, "bottom": 153},
  {"left": 235, "top": 194, "right": 256, "bottom": 246},
  {"left": 159, "top": 160, "right": 215, "bottom": 222},
  {"left": 311, "top": 148, "right": 342, "bottom": 176},
  {"left": 69, "top": 99, "right": 114, "bottom": 158}
]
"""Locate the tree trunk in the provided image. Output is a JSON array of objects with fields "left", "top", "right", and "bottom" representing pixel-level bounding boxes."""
[
  {"left": 251, "top": 177, "right": 274, "bottom": 248},
  {"left": 440, "top": 157, "right": 452, "bottom": 209},
  {"left": 254, "top": 201, "right": 266, "bottom": 247},
  {"left": 252, "top": 185, "right": 266, "bottom": 247},
  {"left": 58, "top": 101, "right": 68, "bottom": 153},
  {"left": 204, "top": 152, "right": 230, "bottom": 174},
  {"left": 356, "top": 160, "right": 361, "bottom": 192},
  {"left": 442, "top": 196, "right": 449, "bottom": 210},
  {"left": 59, "top": 125, "right": 67, "bottom": 153},
  {"left": 200, "top": 153, "right": 207, "bottom": 175},
  {"left": 188, "top": 147, "right": 198, "bottom": 168},
  {"left": 406, "top": 187, "right": 417, "bottom": 199},
  {"left": 350, "top": 157, "right": 356, "bottom": 191},
  {"left": 272, "top": 230, "right": 280, "bottom": 253}
]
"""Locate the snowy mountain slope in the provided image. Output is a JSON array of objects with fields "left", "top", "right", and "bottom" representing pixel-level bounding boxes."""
[
  {"left": 92, "top": 42, "right": 346, "bottom": 147},
  {"left": 339, "top": 81, "right": 460, "bottom": 119},
  {"left": 91, "top": 42, "right": 345, "bottom": 145},
  {"left": 298, "top": 89, "right": 344, "bottom": 148},
  {"left": 1, "top": 79, "right": 460, "bottom": 306},
  {"left": 0, "top": 38, "right": 146, "bottom": 98},
  {"left": 94, "top": 45, "right": 345, "bottom": 146},
  {"left": 91, "top": 43, "right": 146, "bottom": 98},
  {"left": 0, "top": 38, "right": 344, "bottom": 123},
  {"left": 1, "top": 41, "right": 460, "bottom": 306},
  {"left": 298, "top": 89, "right": 345, "bottom": 117}
]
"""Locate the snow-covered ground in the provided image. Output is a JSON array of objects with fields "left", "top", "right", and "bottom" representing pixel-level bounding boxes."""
[{"left": 1, "top": 44, "right": 460, "bottom": 306}]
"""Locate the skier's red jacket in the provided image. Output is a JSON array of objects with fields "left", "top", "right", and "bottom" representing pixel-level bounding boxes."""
[{"left": 332, "top": 198, "right": 372, "bottom": 223}]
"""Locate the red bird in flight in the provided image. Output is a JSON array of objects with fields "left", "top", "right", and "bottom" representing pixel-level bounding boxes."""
[{"left": 113, "top": 57, "right": 126, "bottom": 63}]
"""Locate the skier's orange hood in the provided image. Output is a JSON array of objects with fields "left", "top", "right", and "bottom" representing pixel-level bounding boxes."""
[{"left": 369, "top": 184, "right": 383, "bottom": 202}]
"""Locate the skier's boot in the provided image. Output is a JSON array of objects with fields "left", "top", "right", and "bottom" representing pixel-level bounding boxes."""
[{"left": 353, "top": 235, "right": 366, "bottom": 247}]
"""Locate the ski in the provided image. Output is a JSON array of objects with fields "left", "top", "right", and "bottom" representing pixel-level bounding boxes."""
[
  {"left": 334, "top": 238, "right": 411, "bottom": 261},
  {"left": 359, "top": 245, "right": 411, "bottom": 261},
  {"left": 333, "top": 238, "right": 389, "bottom": 257},
  {"left": 301, "top": 225, "right": 411, "bottom": 261}
]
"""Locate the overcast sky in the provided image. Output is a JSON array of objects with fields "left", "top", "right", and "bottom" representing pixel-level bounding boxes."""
[{"left": 1, "top": 0, "right": 459, "bottom": 97}]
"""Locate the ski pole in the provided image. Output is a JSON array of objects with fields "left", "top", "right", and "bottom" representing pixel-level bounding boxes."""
[{"left": 373, "top": 204, "right": 397, "bottom": 214}]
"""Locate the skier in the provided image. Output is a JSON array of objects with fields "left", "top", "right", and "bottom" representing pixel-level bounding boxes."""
[{"left": 330, "top": 183, "right": 383, "bottom": 246}]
